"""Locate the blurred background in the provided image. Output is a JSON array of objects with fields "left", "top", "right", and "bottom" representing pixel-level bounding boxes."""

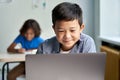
[{"left": 0, "top": 0, "right": 120, "bottom": 80}]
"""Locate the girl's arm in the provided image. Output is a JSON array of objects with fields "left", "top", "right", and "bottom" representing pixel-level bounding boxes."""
[{"left": 7, "top": 43, "right": 26, "bottom": 53}]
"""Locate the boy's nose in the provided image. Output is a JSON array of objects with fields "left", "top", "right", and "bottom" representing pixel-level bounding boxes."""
[{"left": 64, "top": 31, "right": 71, "bottom": 39}]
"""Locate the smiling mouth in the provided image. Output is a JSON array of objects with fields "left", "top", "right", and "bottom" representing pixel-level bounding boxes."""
[{"left": 63, "top": 40, "right": 72, "bottom": 43}]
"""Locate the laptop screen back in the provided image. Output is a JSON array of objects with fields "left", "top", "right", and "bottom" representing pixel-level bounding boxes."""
[{"left": 26, "top": 53, "right": 106, "bottom": 80}]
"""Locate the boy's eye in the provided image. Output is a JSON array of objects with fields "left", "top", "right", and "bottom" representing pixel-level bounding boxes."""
[
  {"left": 71, "top": 30, "right": 76, "bottom": 32},
  {"left": 58, "top": 29, "right": 64, "bottom": 32},
  {"left": 58, "top": 31, "right": 64, "bottom": 32}
]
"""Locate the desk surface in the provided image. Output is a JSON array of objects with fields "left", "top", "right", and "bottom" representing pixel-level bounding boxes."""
[{"left": 0, "top": 52, "right": 25, "bottom": 62}]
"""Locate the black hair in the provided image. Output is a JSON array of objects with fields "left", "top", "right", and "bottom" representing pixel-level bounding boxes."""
[
  {"left": 20, "top": 19, "right": 41, "bottom": 37},
  {"left": 52, "top": 2, "right": 83, "bottom": 27}
]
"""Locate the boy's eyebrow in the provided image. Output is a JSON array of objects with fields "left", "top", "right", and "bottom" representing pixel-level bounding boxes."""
[
  {"left": 70, "top": 27, "right": 76, "bottom": 29},
  {"left": 57, "top": 26, "right": 76, "bottom": 28},
  {"left": 56, "top": 27, "right": 64, "bottom": 29},
  {"left": 56, "top": 27, "right": 76, "bottom": 29}
]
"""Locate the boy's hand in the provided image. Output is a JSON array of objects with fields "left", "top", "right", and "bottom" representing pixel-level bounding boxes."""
[{"left": 17, "top": 48, "right": 26, "bottom": 53}]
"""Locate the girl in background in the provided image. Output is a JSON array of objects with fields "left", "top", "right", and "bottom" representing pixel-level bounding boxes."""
[{"left": 7, "top": 19, "right": 44, "bottom": 80}]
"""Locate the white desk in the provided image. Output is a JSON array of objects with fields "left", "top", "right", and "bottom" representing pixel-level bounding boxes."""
[
  {"left": 0, "top": 52, "right": 25, "bottom": 62},
  {"left": 0, "top": 52, "right": 26, "bottom": 80}
]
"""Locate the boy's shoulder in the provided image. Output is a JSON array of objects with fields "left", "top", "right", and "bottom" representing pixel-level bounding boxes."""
[
  {"left": 42, "top": 36, "right": 59, "bottom": 47},
  {"left": 79, "top": 33, "right": 96, "bottom": 52},
  {"left": 39, "top": 36, "right": 59, "bottom": 53},
  {"left": 80, "top": 33, "right": 94, "bottom": 42}
]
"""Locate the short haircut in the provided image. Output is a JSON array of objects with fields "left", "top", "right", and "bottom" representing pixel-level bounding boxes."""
[
  {"left": 52, "top": 2, "right": 83, "bottom": 27},
  {"left": 20, "top": 19, "right": 41, "bottom": 37}
]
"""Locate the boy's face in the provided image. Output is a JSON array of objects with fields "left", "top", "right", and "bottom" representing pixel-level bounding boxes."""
[
  {"left": 25, "top": 28, "right": 35, "bottom": 41},
  {"left": 53, "top": 19, "right": 84, "bottom": 51}
]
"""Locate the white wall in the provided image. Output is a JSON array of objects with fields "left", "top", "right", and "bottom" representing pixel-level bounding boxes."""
[
  {"left": 0, "top": 0, "right": 95, "bottom": 52},
  {"left": 0, "top": 0, "right": 55, "bottom": 52},
  {"left": 94, "top": 0, "right": 101, "bottom": 51},
  {"left": 100, "top": 0, "right": 120, "bottom": 36},
  {"left": 0, "top": 0, "right": 95, "bottom": 69},
  {"left": 77, "top": 0, "right": 95, "bottom": 38},
  {"left": 94, "top": 0, "right": 120, "bottom": 51}
]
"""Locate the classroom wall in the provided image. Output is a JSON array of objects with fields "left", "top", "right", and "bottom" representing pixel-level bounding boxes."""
[
  {"left": 100, "top": 0, "right": 120, "bottom": 36},
  {"left": 94, "top": 0, "right": 101, "bottom": 51},
  {"left": 0, "top": 0, "right": 95, "bottom": 69},
  {"left": 0, "top": 0, "right": 95, "bottom": 52}
]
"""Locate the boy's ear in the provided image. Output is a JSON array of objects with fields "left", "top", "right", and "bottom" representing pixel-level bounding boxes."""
[{"left": 80, "top": 24, "right": 85, "bottom": 32}]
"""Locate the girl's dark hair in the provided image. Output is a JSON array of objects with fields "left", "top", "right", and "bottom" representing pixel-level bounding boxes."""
[
  {"left": 52, "top": 2, "right": 83, "bottom": 27},
  {"left": 20, "top": 19, "right": 41, "bottom": 37}
]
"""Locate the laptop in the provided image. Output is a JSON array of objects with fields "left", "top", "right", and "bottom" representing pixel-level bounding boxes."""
[{"left": 26, "top": 53, "right": 106, "bottom": 80}]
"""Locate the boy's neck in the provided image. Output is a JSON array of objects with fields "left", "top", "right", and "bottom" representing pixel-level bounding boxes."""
[
  {"left": 60, "top": 48, "right": 71, "bottom": 54},
  {"left": 60, "top": 45, "right": 74, "bottom": 51}
]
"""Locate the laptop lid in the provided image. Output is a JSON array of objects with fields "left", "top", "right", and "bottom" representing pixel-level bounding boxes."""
[{"left": 26, "top": 53, "right": 106, "bottom": 80}]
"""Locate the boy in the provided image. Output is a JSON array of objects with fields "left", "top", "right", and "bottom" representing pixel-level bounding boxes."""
[{"left": 37, "top": 2, "right": 96, "bottom": 54}]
